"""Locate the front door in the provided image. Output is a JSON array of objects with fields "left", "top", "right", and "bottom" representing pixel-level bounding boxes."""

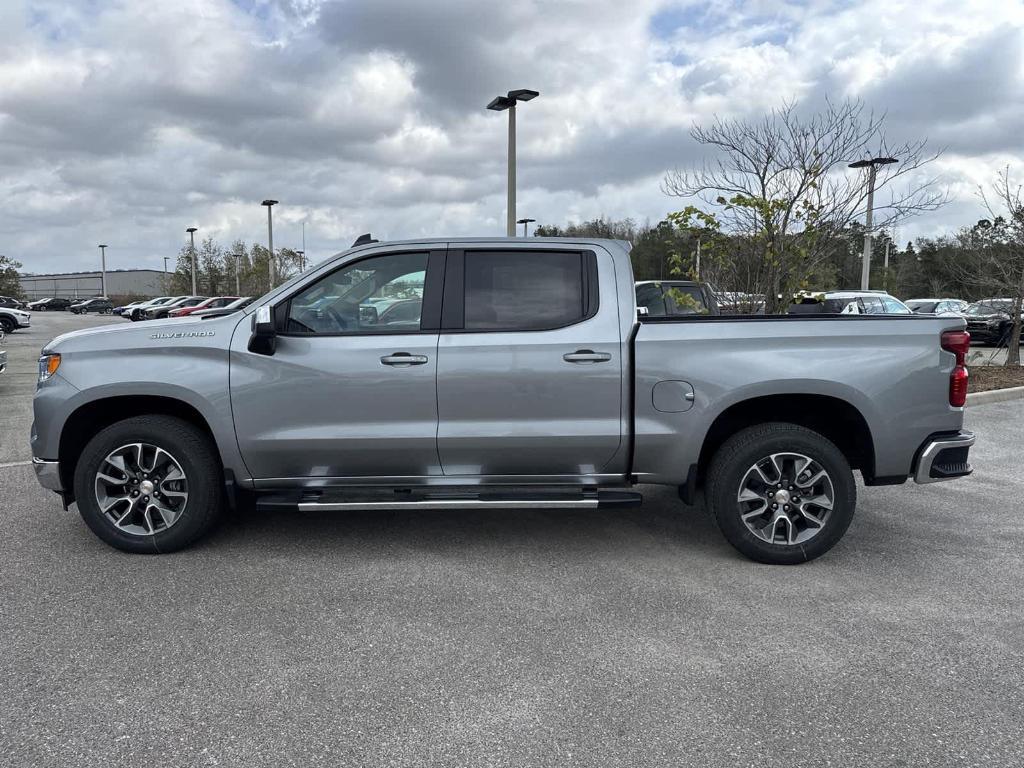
[
  {"left": 230, "top": 249, "right": 444, "bottom": 481},
  {"left": 435, "top": 247, "right": 624, "bottom": 478}
]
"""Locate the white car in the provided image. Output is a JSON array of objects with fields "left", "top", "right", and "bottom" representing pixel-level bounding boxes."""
[
  {"left": 0, "top": 306, "right": 31, "bottom": 334},
  {"left": 790, "top": 290, "right": 911, "bottom": 315},
  {"left": 906, "top": 298, "right": 970, "bottom": 316}
]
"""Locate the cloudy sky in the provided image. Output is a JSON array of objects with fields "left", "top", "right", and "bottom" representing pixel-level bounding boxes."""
[{"left": 1, "top": 0, "right": 1022, "bottom": 275}]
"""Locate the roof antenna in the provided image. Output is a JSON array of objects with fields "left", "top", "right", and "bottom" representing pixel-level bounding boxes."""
[{"left": 352, "top": 233, "right": 378, "bottom": 247}]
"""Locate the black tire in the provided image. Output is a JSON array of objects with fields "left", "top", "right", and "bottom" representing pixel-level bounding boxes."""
[
  {"left": 73, "top": 415, "right": 224, "bottom": 553},
  {"left": 0, "top": 317, "right": 14, "bottom": 334},
  {"left": 706, "top": 422, "right": 856, "bottom": 565}
]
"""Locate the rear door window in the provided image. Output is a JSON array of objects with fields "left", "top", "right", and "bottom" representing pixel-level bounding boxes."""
[
  {"left": 860, "top": 297, "right": 885, "bottom": 314},
  {"left": 461, "top": 250, "right": 590, "bottom": 331},
  {"left": 635, "top": 284, "right": 667, "bottom": 316}
]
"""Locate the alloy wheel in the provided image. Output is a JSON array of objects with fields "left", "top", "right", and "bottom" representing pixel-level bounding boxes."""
[
  {"left": 94, "top": 443, "right": 189, "bottom": 536},
  {"left": 736, "top": 452, "right": 834, "bottom": 546}
]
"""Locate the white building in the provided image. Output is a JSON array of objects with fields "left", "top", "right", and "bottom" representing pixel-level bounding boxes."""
[{"left": 19, "top": 269, "right": 167, "bottom": 300}]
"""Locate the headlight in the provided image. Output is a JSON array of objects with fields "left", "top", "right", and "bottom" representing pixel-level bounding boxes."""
[{"left": 38, "top": 353, "right": 61, "bottom": 383}]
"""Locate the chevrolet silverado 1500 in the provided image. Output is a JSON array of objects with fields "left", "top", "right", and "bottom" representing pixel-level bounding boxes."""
[{"left": 32, "top": 237, "right": 975, "bottom": 563}]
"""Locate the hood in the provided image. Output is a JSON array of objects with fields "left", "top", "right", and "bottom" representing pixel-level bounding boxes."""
[{"left": 42, "top": 312, "right": 245, "bottom": 354}]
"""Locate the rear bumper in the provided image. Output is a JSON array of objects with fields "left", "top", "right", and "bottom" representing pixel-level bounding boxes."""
[
  {"left": 913, "top": 431, "right": 975, "bottom": 484},
  {"left": 33, "top": 458, "right": 63, "bottom": 492}
]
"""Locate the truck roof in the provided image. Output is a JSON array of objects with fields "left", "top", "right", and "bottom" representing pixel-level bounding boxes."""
[{"left": 347, "top": 236, "right": 633, "bottom": 251}]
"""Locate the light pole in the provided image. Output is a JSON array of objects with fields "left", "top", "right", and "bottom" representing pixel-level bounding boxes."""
[
  {"left": 516, "top": 218, "right": 535, "bottom": 238},
  {"left": 185, "top": 227, "right": 198, "bottom": 295},
  {"left": 163, "top": 256, "right": 170, "bottom": 293},
  {"left": 487, "top": 89, "right": 539, "bottom": 237},
  {"left": 849, "top": 156, "right": 898, "bottom": 290},
  {"left": 97, "top": 244, "right": 107, "bottom": 297},
  {"left": 296, "top": 250, "right": 305, "bottom": 273},
  {"left": 233, "top": 252, "right": 242, "bottom": 294},
  {"left": 262, "top": 200, "right": 278, "bottom": 288}
]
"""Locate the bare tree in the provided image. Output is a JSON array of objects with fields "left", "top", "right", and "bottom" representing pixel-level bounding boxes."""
[
  {"left": 664, "top": 99, "right": 946, "bottom": 312},
  {"left": 951, "top": 168, "right": 1024, "bottom": 365}
]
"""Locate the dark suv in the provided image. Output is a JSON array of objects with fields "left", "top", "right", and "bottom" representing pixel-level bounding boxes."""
[
  {"left": 635, "top": 280, "right": 719, "bottom": 316},
  {"left": 69, "top": 297, "right": 113, "bottom": 315},
  {"left": 964, "top": 299, "right": 1023, "bottom": 345},
  {"left": 27, "top": 297, "right": 72, "bottom": 311},
  {"left": 0, "top": 296, "right": 25, "bottom": 310}
]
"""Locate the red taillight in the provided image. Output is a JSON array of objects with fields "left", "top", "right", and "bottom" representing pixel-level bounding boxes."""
[{"left": 941, "top": 330, "right": 970, "bottom": 407}]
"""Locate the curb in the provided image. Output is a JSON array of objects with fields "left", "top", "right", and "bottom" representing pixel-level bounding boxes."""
[{"left": 967, "top": 385, "right": 1024, "bottom": 406}]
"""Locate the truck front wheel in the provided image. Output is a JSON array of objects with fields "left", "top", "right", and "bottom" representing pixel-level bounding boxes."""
[
  {"left": 73, "top": 415, "right": 224, "bottom": 553},
  {"left": 706, "top": 422, "right": 856, "bottom": 564}
]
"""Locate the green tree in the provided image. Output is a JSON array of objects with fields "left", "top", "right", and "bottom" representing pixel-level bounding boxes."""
[{"left": 0, "top": 254, "right": 25, "bottom": 299}]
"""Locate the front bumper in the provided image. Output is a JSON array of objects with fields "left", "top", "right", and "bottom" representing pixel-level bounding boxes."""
[
  {"left": 33, "top": 458, "right": 63, "bottom": 492},
  {"left": 913, "top": 431, "right": 975, "bottom": 484},
  {"left": 15, "top": 314, "right": 31, "bottom": 328},
  {"left": 966, "top": 323, "right": 1001, "bottom": 342},
  {"left": 0, "top": 349, "right": 7, "bottom": 374}
]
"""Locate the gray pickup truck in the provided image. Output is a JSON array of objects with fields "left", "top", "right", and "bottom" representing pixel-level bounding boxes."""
[{"left": 31, "top": 237, "right": 975, "bottom": 563}]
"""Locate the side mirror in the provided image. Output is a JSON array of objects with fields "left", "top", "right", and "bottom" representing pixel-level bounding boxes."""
[
  {"left": 249, "top": 305, "right": 277, "bottom": 355},
  {"left": 360, "top": 304, "right": 379, "bottom": 325}
]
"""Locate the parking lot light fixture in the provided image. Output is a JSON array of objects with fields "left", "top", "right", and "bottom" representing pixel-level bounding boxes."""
[
  {"left": 185, "top": 227, "right": 198, "bottom": 295},
  {"left": 262, "top": 200, "right": 278, "bottom": 288},
  {"left": 849, "top": 156, "right": 898, "bottom": 290},
  {"left": 97, "top": 245, "right": 107, "bottom": 297},
  {"left": 487, "top": 89, "right": 539, "bottom": 237},
  {"left": 296, "top": 250, "right": 305, "bottom": 273},
  {"left": 516, "top": 218, "right": 536, "bottom": 238}
]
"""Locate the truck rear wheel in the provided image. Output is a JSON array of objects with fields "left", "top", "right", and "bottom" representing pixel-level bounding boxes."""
[
  {"left": 706, "top": 422, "right": 856, "bottom": 564},
  {"left": 73, "top": 416, "right": 224, "bottom": 553}
]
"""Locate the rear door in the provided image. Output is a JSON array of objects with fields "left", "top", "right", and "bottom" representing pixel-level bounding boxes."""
[{"left": 435, "top": 246, "right": 624, "bottom": 478}]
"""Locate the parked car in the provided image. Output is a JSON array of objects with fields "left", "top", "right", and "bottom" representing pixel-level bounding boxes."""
[
  {"left": 0, "top": 328, "right": 7, "bottom": 375},
  {"left": 27, "top": 297, "right": 72, "bottom": 311},
  {"left": 905, "top": 298, "right": 970, "bottom": 315},
  {"left": 190, "top": 296, "right": 254, "bottom": 319},
  {"left": 0, "top": 295, "right": 25, "bottom": 310},
  {"left": 69, "top": 297, "right": 113, "bottom": 315},
  {"left": 788, "top": 290, "right": 912, "bottom": 315},
  {"left": 168, "top": 296, "right": 240, "bottom": 318},
  {"left": 635, "top": 280, "right": 719, "bottom": 316},
  {"left": 717, "top": 291, "right": 766, "bottom": 314},
  {"left": 127, "top": 296, "right": 184, "bottom": 321},
  {"left": 114, "top": 300, "right": 147, "bottom": 316},
  {"left": 0, "top": 305, "right": 31, "bottom": 333},
  {"left": 964, "top": 299, "right": 1023, "bottom": 346},
  {"left": 31, "top": 236, "right": 975, "bottom": 564},
  {"left": 143, "top": 296, "right": 206, "bottom": 320}
]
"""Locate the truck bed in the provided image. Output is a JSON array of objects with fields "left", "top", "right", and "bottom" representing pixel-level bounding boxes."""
[{"left": 631, "top": 312, "right": 967, "bottom": 485}]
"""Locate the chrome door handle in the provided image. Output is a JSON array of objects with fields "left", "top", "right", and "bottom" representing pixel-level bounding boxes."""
[
  {"left": 562, "top": 349, "right": 612, "bottom": 364},
  {"left": 380, "top": 353, "right": 429, "bottom": 366}
]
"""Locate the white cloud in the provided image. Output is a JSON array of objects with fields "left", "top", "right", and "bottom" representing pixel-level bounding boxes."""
[{"left": 0, "top": 0, "right": 1021, "bottom": 275}]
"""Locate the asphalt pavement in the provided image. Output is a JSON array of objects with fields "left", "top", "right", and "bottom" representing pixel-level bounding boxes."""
[{"left": 1, "top": 313, "right": 1022, "bottom": 767}]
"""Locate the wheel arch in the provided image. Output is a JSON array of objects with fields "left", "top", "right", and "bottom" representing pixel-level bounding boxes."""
[
  {"left": 58, "top": 395, "right": 220, "bottom": 501},
  {"left": 694, "top": 393, "right": 877, "bottom": 489}
]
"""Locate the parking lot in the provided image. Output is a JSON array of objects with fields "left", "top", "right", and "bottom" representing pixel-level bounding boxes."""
[{"left": 1, "top": 313, "right": 1022, "bottom": 767}]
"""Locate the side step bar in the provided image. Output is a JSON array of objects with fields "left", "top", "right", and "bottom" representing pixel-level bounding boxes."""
[{"left": 256, "top": 489, "right": 642, "bottom": 513}]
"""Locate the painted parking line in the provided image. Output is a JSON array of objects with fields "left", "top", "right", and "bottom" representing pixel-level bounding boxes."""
[{"left": 0, "top": 460, "right": 32, "bottom": 469}]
